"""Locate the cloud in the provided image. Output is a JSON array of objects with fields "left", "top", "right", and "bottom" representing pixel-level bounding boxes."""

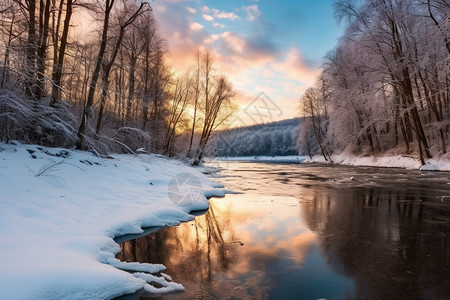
[
  {"left": 153, "top": 2, "right": 276, "bottom": 72},
  {"left": 214, "top": 10, "right": 240, "bottom": 21},
  {"left": 190, "top": 22, "right": 204, "bottom": 31},
  {"left": 215, "top": 31, "right": 276, "bottom": 72},
  {"left": 272, "top": 47, "right": 321, "bottom": 85},
  {"left": 152, "top": 3, "right": 211, "bottom": 70},
  {"left": 204, "top": 34, "right": 220, "bottom": 44},
  {"left": 220, "top": 31, "right": 246, "bottom": 54},
  {"left": 218, "top": 47, "right": 320, "bottom": 124},
  {"left": 155, "top": 5, "right": 166, "bottom": 12},
  {"left": 213, "top": 22, "right": 225, "bottom": 28},
  {"left": 243, "top": 5, "right": 261, "bottom": 21},
  {"left": 202, "top": 14, "right": 214, "bottom": 22},
  {"left": 152, "top": 2, "right": 320, "bottom": 122},
  {"left": 203, "top": 6, "right": 240, "bottom": 21},
  {"left": 186, "top": 6, "right": 196, "bottom": 14}
]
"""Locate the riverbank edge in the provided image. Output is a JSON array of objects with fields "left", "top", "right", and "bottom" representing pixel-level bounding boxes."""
[
  {"left": 212, "top": 153, "right": 450, "bottom": 171},
  {"left": 304, "top": 152, "right": 450, "bottom": 171},
  {"left": 0, "top": 141, "right": 227, "bottom": 299}
]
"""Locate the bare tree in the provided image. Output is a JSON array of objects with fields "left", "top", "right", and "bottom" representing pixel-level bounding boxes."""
[
  {"left": 121, "top": 13, "right": 153, "bottom": 125},
  {"left": 187, "top": 50, "right": 201, "bottom": 157},
  {"left": 0, "top": 1, "right": 22, "bottom": 89},
  {"left": 94, "top": 1, "right": 150, "bottom": 135},
  {"left": 300, "top": 86, "right": 331, "bottom": 161},
  {"left": 76, "top": 0, "right": 149, "bottom": 149},
  {"left": 193, "top": 52, "right": 236, "bottom": 165},
  {"left": 164, "top": 75, "right": 191, "bottom": 155},
  {"left": 50, "top": 0, "right": 74, "bottom": 104},
  {"left": 0, "top": 0, "right": 242, "bottom": 156}
]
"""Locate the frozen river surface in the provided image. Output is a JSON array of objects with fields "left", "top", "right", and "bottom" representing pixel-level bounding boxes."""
[{"left": 118, "top": 162, "right": 450, "bottom": 300}]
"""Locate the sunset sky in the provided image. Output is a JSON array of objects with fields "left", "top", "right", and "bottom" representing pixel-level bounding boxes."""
[{"left": 152, "top": 0, "right": 343, "bottom": 127}]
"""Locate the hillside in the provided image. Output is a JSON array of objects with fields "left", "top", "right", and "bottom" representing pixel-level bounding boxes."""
[{"left": 209, "top": 118, "right": 302, "bottom": 157}]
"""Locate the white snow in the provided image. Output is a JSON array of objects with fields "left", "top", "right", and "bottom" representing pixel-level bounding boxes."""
[
  {"left": 304, "top": 152, "right": 450, "bottom": 171},
  {"left": 0, "top": 141, "right": 225, "bottom": 300},
  {"left": 213, "top": 155, "right": 308, "bottom": 162},
  {"left": 213, "top": 152, "right": 450, "bottom": 171}
]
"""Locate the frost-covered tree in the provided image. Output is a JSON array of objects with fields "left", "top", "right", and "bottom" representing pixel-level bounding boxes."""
[
  {"left": 300, "top": 84, "right": 331, "bottom": 161},
  {"left": 76, "top": 0, "right": 150, "bottom": 149},
  {"left": 211, "top": 118, "right": 301, "bottom": 157},
  {"left": 297, "top": 0, "right": 449, "bottom": 164}
]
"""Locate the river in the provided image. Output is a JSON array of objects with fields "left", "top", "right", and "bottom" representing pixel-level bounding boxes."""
[{"left": 117, "top": 162, "right": 450, "bottom": 300}]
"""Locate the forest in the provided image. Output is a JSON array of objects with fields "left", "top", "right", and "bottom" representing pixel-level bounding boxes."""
[
  {"left": 298, "top": 0, "right": 449, "bottom": 164},
  {"left": 211, "top": 118, "right": 300, "bottom": 157},
  {"left": 1, "top": 0, "right": 449, "bottom": 164},
  {"left": 0, "top": 0, "right": 236, "bottom": 164}
]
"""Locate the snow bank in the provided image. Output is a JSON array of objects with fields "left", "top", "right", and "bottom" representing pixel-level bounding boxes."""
[
  {"left": 304, "top": 152, "right": 450, "bottom": 171},
  {"left": 0, "top": 142, "right": 225, "bottom": 300},
  {"left": 213, "top": 155, "right": 308, "bottom": 163}
]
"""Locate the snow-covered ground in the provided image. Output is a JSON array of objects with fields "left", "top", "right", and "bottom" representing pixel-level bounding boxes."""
[
  {"left": 213, "top": 153, "right": 450, "bottom": 171},
  {"left": 0, "top": 142, "right": 226, "bottom": 300},
  {"left": 213, "top": 155, "right": 308, "bottom": 163},
  {"left": 304, "top": 152, "right": 450, "bottom": 171}
]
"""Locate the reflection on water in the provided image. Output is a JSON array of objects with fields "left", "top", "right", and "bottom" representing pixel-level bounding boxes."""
[{"left": 117, "top": 163, "right": 450, "bottom": 300}]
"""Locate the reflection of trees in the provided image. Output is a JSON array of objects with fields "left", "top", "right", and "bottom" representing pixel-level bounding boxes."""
[
  {"left": 117, "top": 201, "right": 235, "bottom": 288},
  {"left": 301, "top": 186, "right": 450, "bottom": 300}
]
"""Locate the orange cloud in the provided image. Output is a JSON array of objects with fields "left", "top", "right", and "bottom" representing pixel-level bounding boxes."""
[
  {"left": 214, "top": 31, "right": 276, "bottom": 74},
  {"left": 204, "top": 34, "right": 220, "bottom": 44},
  {"left": 190, "top": 22, "right": 204, "bottom": 31},
  {"left": 153, "top": 2, "right": 321, "bottom": 123},
  {"left": 272, "top": 47, "right": 321, "bottom": 85}
]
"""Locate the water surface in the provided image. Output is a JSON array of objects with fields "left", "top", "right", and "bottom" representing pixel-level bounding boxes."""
[{"left": 117, "top": 162, "right": 450, "bottom": 300}]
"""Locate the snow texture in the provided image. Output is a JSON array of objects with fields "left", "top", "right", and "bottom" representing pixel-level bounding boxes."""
[
  {"left": 212, "top": 152, "right": 450, "bottom": 171},
  {"left": 213, "top": 155, "right": 308, "bottom": 162},
  {"left": 304, "top": 152, "right": 450, "bottom": 171},
  {"left": 0, "top": 142, "right": 225, "bottom": 300}
]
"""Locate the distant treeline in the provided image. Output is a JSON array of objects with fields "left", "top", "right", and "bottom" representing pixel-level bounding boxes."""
[{"left": 210, "top": 118, "right": 301, "bottom": 157}]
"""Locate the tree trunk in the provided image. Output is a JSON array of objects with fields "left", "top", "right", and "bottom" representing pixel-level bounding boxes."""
[
  {"left": 35, "top": 0, "right": 51, "bottom": 100},
  {"left": 126, "top": 54, "right": 137, "bottom": 123},
  {"left": 51, "top": 0, "right": 73, "bottom": 104},
  {"left": 95, "top": 71, "right": 110, "bottom": 135},
  {"left": 92, "top": 1, "right": 148, "bottom": 136},
  {"left": 25, "top": 0, "right": 37, "bottom": 98},
  {"left": 1, "top": 18, "right": 15, "bottom": 88},
  {"left": 187, "top": 51, "right": 201, "bottom": 157},
  {"left": 94, "top": 31, "right": 125, "bottom": 135},
  {"left": 142, "top": 43, "right": 150, "bottom": 130},
  {"left": 76, "top": 0, "right": 114, "bottom": 149}
]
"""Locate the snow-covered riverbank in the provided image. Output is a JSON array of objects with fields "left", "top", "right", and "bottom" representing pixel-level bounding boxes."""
[
  {"left": 304, "top": 153, "right": 450, "bottom": 171},
  {"left": 0, "top": 142, "right": 226, "bottom": 300},
  {"left": 213, "top": 155, "right": 308, "bottom": 163},
  {"left": 212, "top": 153, "right": 450, "bottom": 171}
]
